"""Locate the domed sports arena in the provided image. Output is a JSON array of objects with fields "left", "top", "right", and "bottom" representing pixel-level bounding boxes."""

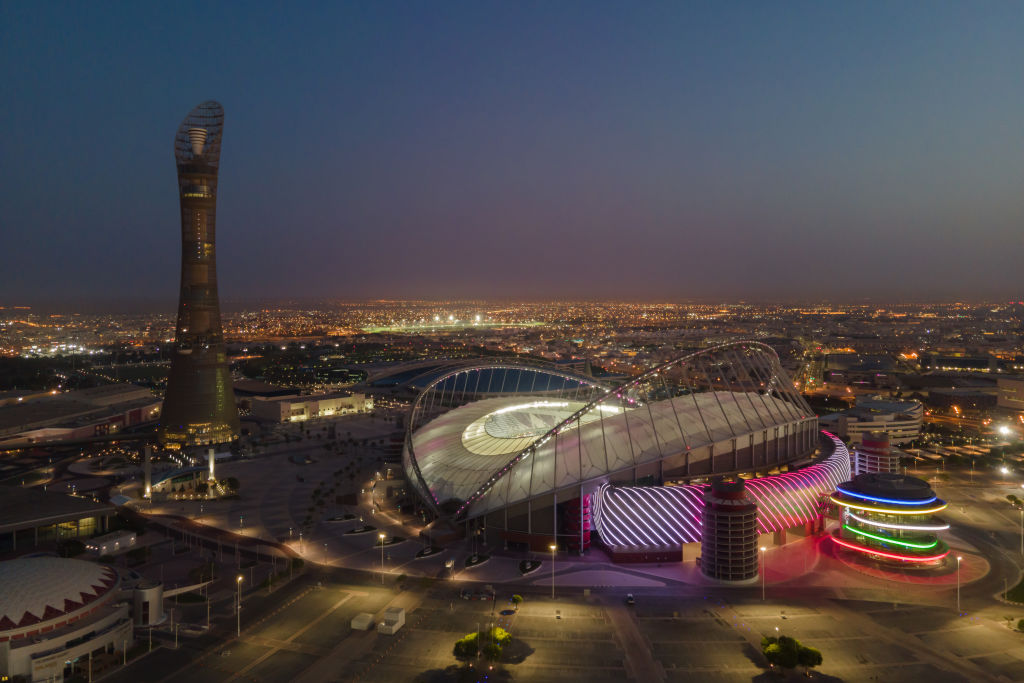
[
  {"left": 403, "top": 342, "right": 848, "bottom": 558},
  {"left": 0, "top": 557, "right": 134, "bottom": 681}
]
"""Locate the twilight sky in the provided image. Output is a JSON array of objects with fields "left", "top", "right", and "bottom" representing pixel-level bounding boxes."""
[{"left": 2, "top": 1, "right": 1023, "bottom": 308}]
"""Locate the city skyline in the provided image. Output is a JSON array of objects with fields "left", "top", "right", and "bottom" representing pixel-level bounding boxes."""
[
  {"left": 3, "top": 2, "right": 1024, "bottom": 305},
  {"left": 4, "top": 6, "right": 1024, "bottom": 681}
]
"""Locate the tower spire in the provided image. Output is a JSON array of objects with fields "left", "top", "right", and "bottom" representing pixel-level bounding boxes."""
[{"left": 158, "top": 101, "right": 240, "bottom": 448}]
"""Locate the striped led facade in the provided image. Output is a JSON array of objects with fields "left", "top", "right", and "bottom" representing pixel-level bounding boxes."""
[
  {"left": 593, "top": 432, "right": 851, "bottom": 550},
  {"left": 830, "top": 472, "right": 949, "bottom": 564}
]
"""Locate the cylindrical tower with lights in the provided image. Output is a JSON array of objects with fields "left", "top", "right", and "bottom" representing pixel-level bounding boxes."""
[
  {"left": 701, "top": 480, "right": 759, "bottom": 581},
  {"left": 830, "top": 472, "right": 949, "bottom": 565},
  {"left": 854, "top": 432, "right": 898, "bottom": 475}
]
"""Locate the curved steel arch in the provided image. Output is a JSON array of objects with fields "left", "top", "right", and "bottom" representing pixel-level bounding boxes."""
[
  {"left": 402, "top": 356, "right": 607, "bottom": 391},
  {"left": 446, "top": 340, "right": 810, "bottom": 518},
  {"left": 403, "top": 359, "right": 608, "bottom": 513}
]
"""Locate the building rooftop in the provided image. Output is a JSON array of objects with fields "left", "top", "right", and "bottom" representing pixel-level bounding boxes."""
[
  {"left": 840, "top": 472, "right": 936, "bottom": 502},
  {"left": 0, "top": 557, "right": 118, "bottom": 632},
  {"left": 0, "top": 384, "right": 159, "bottom": 437},
  {"left": 233, "top": 379, "right": 300, "bottom": 397},
  {"left": 0, "top": 486, "right": 114, "bottom": 533}
]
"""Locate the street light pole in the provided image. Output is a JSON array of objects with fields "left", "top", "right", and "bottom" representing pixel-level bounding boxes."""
[
  {"left": 760, "top": 546, "right": 767, "bottom": 601},
  {"left": 956, "top": 556, "right": 962, "bottom": 613},
  {"left": 549, "top": 543, "right": 557, "bottom": 599},
  {"left": 236, "top": 575, "right": 243, "bottom": 637},
  {"left": 379, "top": 533, "right": 386, "bottom": 584}
]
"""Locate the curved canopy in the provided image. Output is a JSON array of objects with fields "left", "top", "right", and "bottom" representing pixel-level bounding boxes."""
[{"left": 403, "top": 342, "right": 816, "bottom": 520}]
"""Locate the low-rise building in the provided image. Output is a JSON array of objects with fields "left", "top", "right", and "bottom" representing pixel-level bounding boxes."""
[
  {"left": 0, "top": 486, "right": 115, "bottom": 553},
  {"left": 0, "top": 385, "right": 161, "bottom": 448},
  {"left": 818, "top": 398, "right": 923, "bottom": 445},
  {"left": 998, "top": 377, "right": 1024, "bottom": 412},
  {"left": 250, "top": 392, "right": 373, "bottom": 423},
  {"left": 85, "top": 531, "right": 137, "bottom": 557},
  {"left": 377, "top": 607, "right": 405, "bottom": 634}
]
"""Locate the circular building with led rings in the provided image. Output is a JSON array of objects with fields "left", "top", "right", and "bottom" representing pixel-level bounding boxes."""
[
  {"left": 830, "top": 472, "right": 950, "bottom": 565},
  {"left": 403, "top": 342, "right": 842, "bottom": 555}
]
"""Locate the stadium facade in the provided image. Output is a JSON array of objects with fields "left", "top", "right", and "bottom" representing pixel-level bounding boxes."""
[
  {"left": 403, "top": 342, "right": 844, "bottom": 555},
  {"left": 159, "top": 101, "right": 240, "bottom": 448}
]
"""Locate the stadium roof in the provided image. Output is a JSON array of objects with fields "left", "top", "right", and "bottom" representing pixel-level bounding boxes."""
[
  {"left": 404, "top": 342, "right": 816, "bottom": 520},
  {"left": 0, "top": 557, "right": 118, "bottom": 631}
]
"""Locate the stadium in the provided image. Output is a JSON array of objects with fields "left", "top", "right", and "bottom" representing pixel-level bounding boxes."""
[{"left": 403, "top": 342, "right": 848, "bottom": 558}]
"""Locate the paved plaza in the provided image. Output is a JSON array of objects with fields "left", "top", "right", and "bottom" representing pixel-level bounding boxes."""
[
  {"left": 104, "top": 566, "right": 1024, "bottom": 682},
  {"left": 93, "top": 417, "right": 1024, "bottom": 682}
]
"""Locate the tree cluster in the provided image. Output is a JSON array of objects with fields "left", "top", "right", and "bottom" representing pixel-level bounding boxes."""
[
  {"left": 453, "top": 627, "right": 512, "bottom": 660},
  {"left": 761, "top": 634, "right": 822, "bottom": 673}
]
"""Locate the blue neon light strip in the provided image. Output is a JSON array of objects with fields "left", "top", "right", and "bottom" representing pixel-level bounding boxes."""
[{"left": 834, "top": 486, "right": 937, "bottom": 506}]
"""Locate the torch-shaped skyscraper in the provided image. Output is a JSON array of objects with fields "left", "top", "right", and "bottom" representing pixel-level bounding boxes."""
[{"left": 159, "top": 101, "right": 240, "bottom": 448}]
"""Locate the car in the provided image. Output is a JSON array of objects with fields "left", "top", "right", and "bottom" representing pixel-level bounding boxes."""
[{"left": 626, "top": 594, "right": 635, "bottom": 606}]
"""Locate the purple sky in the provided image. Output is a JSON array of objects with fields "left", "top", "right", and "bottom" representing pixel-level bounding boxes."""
[{"left": 2, "top": 1, "right": 1023, "bottom": 308}]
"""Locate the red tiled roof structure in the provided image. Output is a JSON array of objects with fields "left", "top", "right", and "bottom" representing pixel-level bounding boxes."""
[{"left": 0, "top": 557, "right": 117, "bottom": 636}]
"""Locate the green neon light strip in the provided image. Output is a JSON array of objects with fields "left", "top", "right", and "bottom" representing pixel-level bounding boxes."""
[{"left": 842, "top": 524, "right": 938, "bottom": 550}]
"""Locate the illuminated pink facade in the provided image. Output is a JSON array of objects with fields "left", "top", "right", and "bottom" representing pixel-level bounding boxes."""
[{"left": 593, "top": 432, "right": 850, "bottom": 560}]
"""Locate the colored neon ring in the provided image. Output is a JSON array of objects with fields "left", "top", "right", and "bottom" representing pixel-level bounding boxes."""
[
  {"left": 842, "top": 524, "right": 939, "bottom": 549},
  {"left": 830, "top": 496, "right": 947, "bottom": 515},
  {"left": 835, "top": 486, "right": 937, "bottom": 506},
  {"left": 831, "top": 535, "right": 950, "bottom": 562},
  {"left": 847, "top": 512, "right": 950, "bottom": 531}
]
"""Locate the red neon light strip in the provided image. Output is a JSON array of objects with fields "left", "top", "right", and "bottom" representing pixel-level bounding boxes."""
[{"left": 830, "top": 535, "right": 950, "bottom": 563}]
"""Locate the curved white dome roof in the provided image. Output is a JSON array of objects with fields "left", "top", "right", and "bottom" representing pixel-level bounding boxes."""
[{"left": 0, "top": 557, "right": 118, "bottom": 632}]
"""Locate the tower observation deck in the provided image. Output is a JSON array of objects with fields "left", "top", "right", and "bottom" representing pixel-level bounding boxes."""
[{"left": 158, "top": 101, "right": 239, "bottom": 448}]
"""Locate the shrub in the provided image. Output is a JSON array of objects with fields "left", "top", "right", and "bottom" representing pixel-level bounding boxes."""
[
  {"left": 797, "top": 645, "right": 823, "bottom": 670},
  {"left": 490, "top": 627, "right": 511, "bottom": 646},
  {"left": 1018, "top": 619, "right": 1024, "bottom": 632},
  {"left": 453, "top": 633, "right": 479, "bottom": 658},
  {"left": 762, "top": 634, "right": 823, "bottom": 673},
  {"left": 517, "top": 560, "right": 541, "bottom": 575}
]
